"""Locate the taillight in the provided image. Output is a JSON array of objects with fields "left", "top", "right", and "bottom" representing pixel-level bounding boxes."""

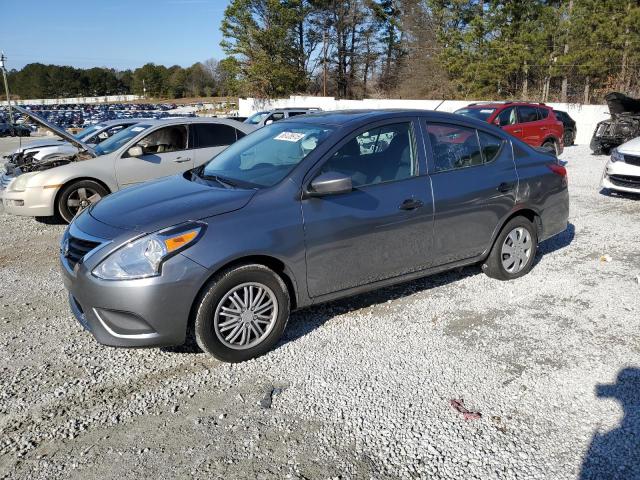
[
  {"left": 547, "top": 163, "right": 566, "bottom": 177},
  {"left": 547, "top": 163, "right": 568, "bottom": 186}
]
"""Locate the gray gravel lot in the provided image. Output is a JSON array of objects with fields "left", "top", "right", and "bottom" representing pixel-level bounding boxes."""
[{"left": 0, "top": 137, "right": 639, "bottom": 479}]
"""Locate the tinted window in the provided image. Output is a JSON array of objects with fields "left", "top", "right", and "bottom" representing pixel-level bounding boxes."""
[
  {"left": 193, "top": 123, "right": 237, "bottom": 148},
  {"left": 267, "top": 112, "right": 285, "bottom": 123},
  {"left": 137, "top": 125, "right": 188, "bottom": 154},
  {"left": 321, "top": 122, "right": 415, "bottom": 187},
  {"left": 478, "top": 131, "right": 505, "bottom": 163},
  {"left": 496, "top": 107, "right": 517, "bottom": 126},
  {"left": 537, "top": 108, "right": 549, "bottom": 119},
  {"left": 426, "top": 124, "right": 483, "bottom": 172},
  {"left": 455, "top": 108, "right": 496, "bottom": 121},
  {"left": 518, "top": 106, "right": 539, "bottom": 123},
  {"left": 287, "top": 111, "right": 307, "bottom": 117}
]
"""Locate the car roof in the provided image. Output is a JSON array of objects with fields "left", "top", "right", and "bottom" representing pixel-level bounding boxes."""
[
  {"left": 463, "top": 102, "right": 550, "bottom": 109},
  {"left": 280, "top": 108, "right": 492, "bottom": 129},
  {"left": 137, "top": 116, "right": 256, "bottom": 133}
]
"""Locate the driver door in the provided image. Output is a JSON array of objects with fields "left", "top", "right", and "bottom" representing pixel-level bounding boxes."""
[{"left": 116, "top": 124, "right": 195, "bottom": 187}]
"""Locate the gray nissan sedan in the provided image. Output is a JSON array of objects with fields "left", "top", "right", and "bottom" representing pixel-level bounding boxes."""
[{"left": 60, "top": 110, "right": 569, "bottom": 362}]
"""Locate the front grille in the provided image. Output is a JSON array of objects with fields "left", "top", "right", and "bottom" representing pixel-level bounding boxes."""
[
  {"left": 609, "top": 174, "right": 640, "bottom": 189},
  {"left": 65, "top": 235, "right": 101, "bottom": 268},
  {"left": 624, "top": 154, "right": 640, "bottom": 167}
]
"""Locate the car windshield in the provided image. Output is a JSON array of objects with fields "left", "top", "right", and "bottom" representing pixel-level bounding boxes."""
[
  {"left": 244, "top": 112, "right": 270, "bottom": 125},
  {"left": 200, "top": 122, "right": 334, "bottom": 188},
  {"left": 74, "top": 124, "right": 104, "bottom": 141},
  {"left": 94, "top": 124, "right": 152, "bottom": 156},
  {"left": 455, "top": 108, "right": 496, "bottom": 121}
]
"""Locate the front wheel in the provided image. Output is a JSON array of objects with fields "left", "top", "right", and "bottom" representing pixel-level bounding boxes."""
[
  {"left": 194, "top": 264, "right": 290, "bottom": 363},
  {"left": 482, "top": 216, "right": 538, "bottom": 281},
  {"left": 57, "top": 180, "right": 108, "bottom": 224}
]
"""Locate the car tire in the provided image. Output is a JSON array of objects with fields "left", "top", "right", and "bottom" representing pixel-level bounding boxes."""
[
  {"left": 482, "top": 216, "right": 538, "bottom": 281},
  {"left": 542, "top": 139, "right": 558, "bottom": 155},
  {"left": 57, "top": 180, "right": 108, "bottom": 224},
  {"left": 563, "top": 130, "right": 574, "bottom": 146},
  {"left": 194, "top": 264, "right": 290, "bottom": 363}
]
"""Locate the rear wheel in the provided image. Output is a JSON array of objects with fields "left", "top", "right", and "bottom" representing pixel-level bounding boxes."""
[
  {"left": 194, "top": 264, "right": 290, "bottom": 363},
  {"left": 563, "top": 130, "right": 574, "bottom": 146},
  {"left": 542, "top": 139, "right": 558, "bottom": 155},
  {"left": 482, "top": 216, "right": 538, "bottom": 280},
  {"left": 57, "top": 180, "right": 108, "bottom": 224}
]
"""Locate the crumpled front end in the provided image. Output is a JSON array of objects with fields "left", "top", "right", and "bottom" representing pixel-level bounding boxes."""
[{"left": 590, "top": 115, "right": 640, "bottom": 155}]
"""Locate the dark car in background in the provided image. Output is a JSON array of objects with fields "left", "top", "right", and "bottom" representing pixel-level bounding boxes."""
[
  {"left": 0, "top": 122, "right": 31, "bottom": 137},
  {"left": 61, "top": 109, "right": 569, "bottom": 362},
  {"left": 455, "top": 102, "right": 564, "bottom": 155},
  {"left": 553, "top": 110, "right": 577, "bottom": 146},
  {"left": 591, "top": 92, "right": 640, "bottom": 155}
]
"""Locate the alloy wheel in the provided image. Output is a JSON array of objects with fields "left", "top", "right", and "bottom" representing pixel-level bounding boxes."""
[{"left": 66, "top": 187, "right": 102, "bottom": 216}]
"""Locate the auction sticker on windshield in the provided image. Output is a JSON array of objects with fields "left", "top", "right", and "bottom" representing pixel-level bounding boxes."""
[
  {"left": 274, "top": 132, "right": 306, "bottom": 142},
  {"left": 131, "top": 126, "right": 146, "bottom": 132}
]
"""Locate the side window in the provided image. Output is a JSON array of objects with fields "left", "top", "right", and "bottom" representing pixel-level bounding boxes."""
[
  {"left": 236, "top": 129, "right": 246, "bottom": 140},
  {"left": 193, "top": 123, "right": 237, "bottom": 148},
  {"left": 137, "top": 125, "right": 188, "bottom": 154},
  {"left": 267, "top": 113, "right": 285, "bottom": 123},
  {"left": 496, "top": 107, "right": 517, "bottom": 126},
  {"left": 287, "top": 111, "right": 306, "bottom": 117},
  {"left": 426, "top": 123, "right": 483, "bottom": 172},
  {"left": 320, "top": 122, "right": 416, "bottom": 187},
  {"left": 478, "top": 131, "right": 505, "bottom": 163},
  {"left": 537, "top": 108, "right": 549, "bottom": 120},
  {"left": 518, "top": 106, "right": 539, "bottom": 123}
]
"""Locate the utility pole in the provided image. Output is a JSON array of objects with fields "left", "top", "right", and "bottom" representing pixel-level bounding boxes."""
[
  {"left": 142, "top": 78, "right": 147, "bottom": 99},
  {"left": 0, "top": 51, "right": 14, "bottom": 125},
  {"left": 322, "top": 28, "right": 328, "bottom": 97}
]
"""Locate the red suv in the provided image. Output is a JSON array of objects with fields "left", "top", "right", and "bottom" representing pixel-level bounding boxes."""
[{"left": 455, "top": 102, "right": 564, "bottom": 155}]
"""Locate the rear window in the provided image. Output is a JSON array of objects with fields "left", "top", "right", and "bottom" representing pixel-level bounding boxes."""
[
  {"left": 455, "top": 108, "right": 496, "bottom": 122},
  {"left": 537, "top": 108, "right": 550, "bottom": 119}
]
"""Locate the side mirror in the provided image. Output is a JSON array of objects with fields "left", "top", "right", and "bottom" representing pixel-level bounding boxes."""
[
  {"left": 127, "top": 146, "right": 143, "bottom": 157},
  {"left": 265, "top": 119, "right": 273, "bottom": 125},
  {"left": 308, "top": 172, "right": 352, "bottom": 196}
]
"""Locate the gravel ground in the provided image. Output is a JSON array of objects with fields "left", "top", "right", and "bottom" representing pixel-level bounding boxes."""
[{"left": 0, "top": 138, "right": 639, "bottom": 479}]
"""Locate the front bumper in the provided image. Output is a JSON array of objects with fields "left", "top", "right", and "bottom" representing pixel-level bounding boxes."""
[
  {"left": 601, "top": 161, "right": 640, "bottom": 194},
  {"left": 60, "top": 223, "right": 210, "bottom": 348},
  {"left": 1, "top": 185, "right": 57, "bottom": 217}
]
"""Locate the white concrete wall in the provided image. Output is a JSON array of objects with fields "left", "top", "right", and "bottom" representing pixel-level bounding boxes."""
[
  {"left": 1, "top": 95, "right": 142, "bottom": 106},
  {"left": 239, "top": 95, "right": 610, "bottom": 146}
]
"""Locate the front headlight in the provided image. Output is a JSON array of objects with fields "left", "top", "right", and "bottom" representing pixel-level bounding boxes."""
[
  {"left": 9, "top": 172, "right": 39, "bottom": 192},
  {"left": 610, "top": 148, "right": 624, "bottom": 163},
  {"left": 92, "top": 223, "right": 205, "bottom": 280}
]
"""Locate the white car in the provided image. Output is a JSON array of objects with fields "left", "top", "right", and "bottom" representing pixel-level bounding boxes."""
[
  {"left": 602, "top": 137, "right": 640, "bottom": 194},
  {"left": 5, "top": 119, "right": 146, "bottom": 164}
]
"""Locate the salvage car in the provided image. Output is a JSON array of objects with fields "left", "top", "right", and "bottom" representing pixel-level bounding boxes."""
[
  {"left": 455, "top": 102, "right": 564, "bottom": 155},
  {"left": 591, "top": 92, "right": 640, "bottom": 155},
  {"left": 601, "top": 137, "right": 640, "bottom": 195},
  {"left": 1, "top": 106, "right": 255, "bottom": 223},
  {"left": 60, "top": 109, "right": 569, "bottom": 362},
  {"left": 5, "top": 118, "right": 149, "bottom": 167}
]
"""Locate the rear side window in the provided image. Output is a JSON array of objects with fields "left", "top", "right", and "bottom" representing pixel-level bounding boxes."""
[
  {"left": 496, "top": 107, "right": 517, "bottom": 126},
  {"left": 287, "top": 111, "right": 307, "bottom": 117},
  {"left": 426, "top": 124, "right": 483, "bottom": 172},
  {"left": 518, "top": 106, "right": 539, "bottom": 123},
  {"left": 537, "top": 108, "right": 550, "bottom": 119},
  {"left": 478, "top": 131, "right": 505, "bottom": 163},
  {"left": 193, "top": 123, "right": 238, "bottom": 148}
]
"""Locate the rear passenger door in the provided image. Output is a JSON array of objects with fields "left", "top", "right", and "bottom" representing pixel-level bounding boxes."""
[
  {"left": 191, "top": 123, "right": 243, "bottom": 166},
  {"left": 517, "top": 106, "right": 543, "bottom": 146},
  {"left": 424, "top": 121, "right": 517, "bottom": 264},
  {"left": 495, "top": 107, "right": 524, "bottom": 140}
]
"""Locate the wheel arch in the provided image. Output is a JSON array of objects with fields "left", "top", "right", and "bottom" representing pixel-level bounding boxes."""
[
  {"left": 53, "top": 177, "right": 112, "bottom": 217},
  {"left": 487, "top": 207, "right": 543, "bottom": 257}
]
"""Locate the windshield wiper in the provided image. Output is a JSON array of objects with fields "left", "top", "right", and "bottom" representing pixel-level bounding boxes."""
[{"left": 201, "top": 174, "right": 237, "bottom": 189}]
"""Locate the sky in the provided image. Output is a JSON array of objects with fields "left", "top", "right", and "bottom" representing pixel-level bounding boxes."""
[{"left": 0, "top": 0, "right": 233, "bottom": 71}]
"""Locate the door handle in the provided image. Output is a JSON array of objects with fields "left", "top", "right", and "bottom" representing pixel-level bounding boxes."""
[
  {"left": 174, "top": 157, "right": 192, "bottom": 163},
  {"left": 399, "top": 198, "right": 424, "bottom": 210},
  {"left": 540, "top": 127, "right": 548, "bottom": 131},
  {"left": 512, "top": 129, "right": 522, "bottom": 134},
  {"left": 497, "top": 182, "right": 515, "bottom": 193}
]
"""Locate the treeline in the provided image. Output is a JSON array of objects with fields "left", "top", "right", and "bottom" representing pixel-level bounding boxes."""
[
  {"left": 221, "top": 0, "right": 640, "bottom": 103},
  {"left": 7, "top": 60, "right": 240, "bottom": 99},
  {"left": 7, "top": 1, "right": 640, "bottom": 103}
]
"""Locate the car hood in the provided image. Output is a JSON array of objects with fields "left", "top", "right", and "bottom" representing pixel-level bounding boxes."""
[
  {"left": 617, "top": 136, "right": 640, "bottom": 154},
  {"left": 13, "top": 138, "right": 68, "bottom": 153},
  {"left": 13, "top": 105, "right": 96, "bottom": 157},
  {"left": 88, "top": 174, "right": 256, "bottom": 233}
]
